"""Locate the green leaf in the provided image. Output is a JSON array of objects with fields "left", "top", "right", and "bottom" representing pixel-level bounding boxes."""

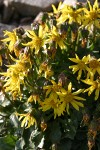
[
  {"left": 31, "top": 129, "right": 44, "bottom": 149},
  {"left": 15, "top": 137, "right": 25, "bottom": 150},
  {"left": 49, "top": 121, "right": 61, "bottom": 143},
  {"left": 0, "top": 135, "right": 17, "bottom": 150},
  {"left": 58, "top": 139, "right": 72, "bottom": 150},
  {"left": 10, "top": 114, "right": 19, "bottom": 128}
]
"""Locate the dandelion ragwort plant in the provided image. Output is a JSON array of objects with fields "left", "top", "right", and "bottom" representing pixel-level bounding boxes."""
[{"left": 0, "top": 0, "right": 100, "bottom": 150}]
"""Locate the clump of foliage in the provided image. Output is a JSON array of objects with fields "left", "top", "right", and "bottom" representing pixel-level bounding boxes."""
[{"left": 0, "top": 0, "right": 100, "bottom": 149}]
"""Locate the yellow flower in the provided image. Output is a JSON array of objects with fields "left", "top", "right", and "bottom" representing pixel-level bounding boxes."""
[
  {"left": 88, "top": 57, "right": 100, "bottom": 78},
  {"left": 42, "top": 81, "right": 85, "bottom": 117},
  {"left": 23, "top": 25, "right": 46, "bottom": 54},
  {"left": 57, "top": 4, "right": 83, "bottom": 24},
  {"left": 69, "top": 54, "right": 90, "bottom": 80},
  {"left": 52, "top": 2, "right": 62, "bottom": 14},
  {"left": 39, "top": 62, "right": 53, "bottom": 78},
  {"left": 1, "top": 54, "right": 31, "bottom": 99},
  {"left": 47, "top": 26, "right": 66, "bottom": 49},
  {"left": 4, "top": 75, "right": 21, "bottom": 99},
  {"left": 41, "top": 92, "right": 64, "bottom": 118},
  {"left": 43, "top": 79, "right": 63, "bottom": 96},
  {"left": 16, "top": 112, "right": 37, "bottom": 128},
  {"left": 82, "top": 0, "right": 100, "bottom": 29},
  {"left": 2, "top": 30, "right": 18, "bottom": 53},
  {"left": 27, "top": 94, "right": 40, "bottom": 104},
  {"left": 57, "top": 82, "right": 85, "bottom": 114},
  {"left": 41, "top": 80, "right": 66, "bottom": 118},
  {"left": 82, "top": 77, "right": 100, "bottom": 100}
]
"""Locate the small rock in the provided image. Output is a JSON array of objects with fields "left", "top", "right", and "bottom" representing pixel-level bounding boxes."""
[
  {"left": 63, "top": 0, "right": 95, "bottom": 6},
  {"left": 3, "top": 0, "right": 14, "bottom": 23},
  {"left": 20, "top": 17, "right": 33, "bottom": 25},
  {"left": 63, "top": 0, "right": 77, "bottom": 7},
  {"left": 9, "top": 0, "right": 63, "bottom": 17},
  {"left": 0, "top": 0, "right": 3, "bottom": 7},
  {"left": 78, "top": 0, "right": 91, "bottom": 2}
]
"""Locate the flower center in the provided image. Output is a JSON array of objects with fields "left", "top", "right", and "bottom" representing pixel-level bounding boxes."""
[
  {"left": 89, "top": 59, "right": 100, "bottom": 69},
  {"left": 35, "top": 37, "right": 43, "bottom": 46},
  {"left": 53, "top": 85, "right": 62, "bottom": 92},
  {"left": 65, "top": 93, "right": 74, "bottom": 103},
  {"left": 50, "top": 100, "right": 58, "bottom": 108},
  {"left": 89, "top": 11, "right": 98, "bottom": 20},
  {"left": 52, "top": 34, "right": 60, "bottom": 43},
  {"left": 69, "top": 12, "right": 78, "bottom": 19},
  {"left": 78, "top": 61, "right": 86, "bottom": 69}
]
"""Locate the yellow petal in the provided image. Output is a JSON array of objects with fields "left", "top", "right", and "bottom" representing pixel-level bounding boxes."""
[
  {"left": 93, "top": 0, "right": 98, "bottom": 10},
  {"left": 39, "top": 25, "right": 43, "bottom": 38},
  {"left": 21, "top": 117, "right": 27, "bottom": 127},
  {"left": 73, "top": 89, "right": 84, "bottom": 95},
  {"left": 52, "top": 4, "right": 57, "bottom": 13},
  {"left": 77, "top": 69, "right": 82, "bottom": 80},
  {"left": 95, "top": 89, "right": 99, "bottom": 100},
  {"left": 69, "top": 58, "right": 79, "bottom": 63},
  {"left": 70, "top": 101, "right": 79, "bottom": 111},
  {"left": 87, "top": 0, "right": 93, "bottom": 11},
  {"left": 68, "top": 82, "right": 72, "bottom": 92},
  {"left": 74, "top": 96, "right": 86, "bottom": 101},
  {"left": 73, "top": 101, "right": 84, "bottom": 107},
  {"left": 56, "top": 91, "right": 66, "bottom": 97}
]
